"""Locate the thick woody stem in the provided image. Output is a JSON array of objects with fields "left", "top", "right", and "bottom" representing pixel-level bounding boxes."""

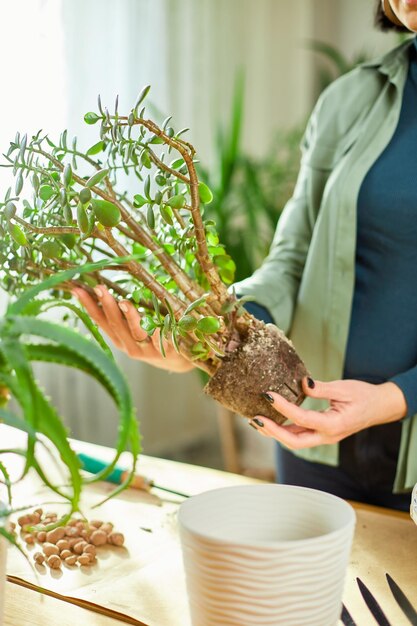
[
  {"left": 14, "top": 217, "right": 80, "bottom": 236},
  {"left": 115, "top": 214, "right": 206, "bottom": 306},
  {"left": 102, "top": 229, "right": 187, "bottom": 318},
  {"left": 118, "top": 117, "right": 230, "bottom": 309}
]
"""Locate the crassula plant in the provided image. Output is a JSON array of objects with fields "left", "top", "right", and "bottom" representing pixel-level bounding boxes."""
[{"left": 0, "top": 87, "right": 308, "bottom": 423}]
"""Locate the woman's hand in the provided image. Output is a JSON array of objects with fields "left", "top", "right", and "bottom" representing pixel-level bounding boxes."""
[
  {"left": 72, "top": 285, "right": 194, "bottom": 373},
  {"left": 249, "top": 378, "right": 408, "bottom": 449}
]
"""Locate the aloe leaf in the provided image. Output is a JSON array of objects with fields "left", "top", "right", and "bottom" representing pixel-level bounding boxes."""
[
  {"left": 4, "top": 343, "right": 80, "bottom": 503},
  {"left": 34, "top": 300, "right": 112, "bottom": 357},
  {"left": 0, "top": 409, "right": 37, "bottom": 440},
  {"left": 0, "top": 341, "right": 37, "bottom": 477},
  {"left": 18, "top": 298, "right": 111, "bottom": 356},
  {"left": 30, "top": 455, "right": 76, "bottom": 504},
  {"left": 92, "top": 473, "right": 133, "bottom": 508},
  {"left": 25, "top": 344, "right": 115, "bottom": 398},
  {"left": 0, "top": 526, "right": 29, "bottom": 562},
  {"left": 0, "top": 461, "right": 12, "bottom": 504},
  {"left": 7, "top": 256, "right": 135, "bottom": 315},
  {"left": 6, "top": 316, "right": 140, "bottom": 481}
]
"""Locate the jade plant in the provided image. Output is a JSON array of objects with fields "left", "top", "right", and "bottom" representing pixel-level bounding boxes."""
[
  {"left": 0, "top": 265, "right": 140, "bottom": 550},
  {"left": 0, "top": 87, "right": 308, "bottom": 424}
]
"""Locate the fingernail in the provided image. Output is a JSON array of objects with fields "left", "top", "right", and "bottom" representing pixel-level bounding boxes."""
[
  {"left": 248, "top": 421, "right": 258, "bottom": 430},
  {"left": 260, "top": 392, "right": 274, "bottom": 404},
  {"left": 119, "top": 302, "right": 128, "bottom": 313},
  {"left": 252, "top": 418, "right": 264, "bottom": 428},
  {"left": 94, "top": 287, "right": 103, "bottom": 298},
  {"left": 307, "top": 377, "right": 315, "bottom": 389}
]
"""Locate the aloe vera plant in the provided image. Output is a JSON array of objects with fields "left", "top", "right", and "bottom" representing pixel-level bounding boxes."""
[
  {"left": 0, "top": 263, "right": 140, "bottom": 550},
  {"left": 0, "top": 88, "right": 308, "bottom": 427}
]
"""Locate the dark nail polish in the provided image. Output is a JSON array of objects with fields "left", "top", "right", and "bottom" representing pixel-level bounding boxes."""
[
  {"left": 307, "top": 377, "right": 315, "bottom": 389},
  {"left": 260, "top": 392, "right": 274, "bottom": 404},
  {"left": 252, "top": 418, "right": 264, "bottom": 428},
  {"left": 248, "top": 421, "right": 258, "bottom": 430}
]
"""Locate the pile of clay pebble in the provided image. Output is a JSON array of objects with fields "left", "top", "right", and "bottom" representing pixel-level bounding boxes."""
[{"left": 14, "top": 508, "right": 125, "bottom": 570}]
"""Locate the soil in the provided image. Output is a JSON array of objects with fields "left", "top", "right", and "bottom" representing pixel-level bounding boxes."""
[{"left": 204, "top": 321, "right": 309, "bottom": 424}]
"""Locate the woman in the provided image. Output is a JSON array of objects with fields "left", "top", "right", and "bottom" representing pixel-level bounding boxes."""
[{"left": 74, "top": 0, "right": 417, "bottom": 511}]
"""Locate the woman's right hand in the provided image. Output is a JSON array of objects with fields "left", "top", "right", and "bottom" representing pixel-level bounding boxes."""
[{"left": 72, "top": 285, "right": 194, "bottom": 373}]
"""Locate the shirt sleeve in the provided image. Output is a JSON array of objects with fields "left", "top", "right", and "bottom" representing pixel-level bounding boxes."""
[
  {"left": 390, "top": 368, "right": 417, "bottom": 418},
  {"left": 231, "top": 86, "right": 333, "bottom": 335}
]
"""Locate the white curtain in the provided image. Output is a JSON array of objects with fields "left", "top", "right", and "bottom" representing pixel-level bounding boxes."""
[{"left": 0, "top": 0, "right": 396, "bottom": 460}]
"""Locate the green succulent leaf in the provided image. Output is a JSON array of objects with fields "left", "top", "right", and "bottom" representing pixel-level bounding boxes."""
[
  {"left": 8, "top": 223, "right": 28, "bottom": 246},
  {"left": 146, "top": 205, "right": 155, "bottom": 229},
  {"left": 155, "top": 174, "right": 166, "bottom": 186},
  {"left": 184, "top": 294, "right": 209, "bottom": 315},
  {"left": 134, "top": 85, "right": 151, "bottom": 114},
  {"left": 198, "top": 182, "right": 213, "bottom": 204},
  {"left": 59, "top": 233, "right": 76, "bottom": 249},
  {"left": 79, "top": 187, "right": 92, "bottom": 204},
  {"left": 196, "top": 316, "right": 221, "bottom": 334},
  {"left": 63, "top": 205, "right": 73, "bottom": 224},
  {"left": 84, "top": 111, "right": 101, "bottom": 125},
  {"left": 85, "top": 168, "right": 109, "bottom": 188},
  {"left": 178, "top": 315, "right": 197, "bottom": 331},
  {"left": 40, "top": 241, "right": 62, "bottom": 259},
  {"left": 39, "top": 185, "right": 55, "bottom": 202},
  {"left": 92, "top": 199, "right": 121, "bottom": 227},
  {"left": 166, "top": 194, "right": 185, "bottom": 209},
  {"left": 160, "top": 204, "right": 174, "bottom": 225},
  {"left": 4, "top": 202, "right": 16, "bottom": 220},
  {"left": 76, "top": 203, "right": 89, "bottom": 233},
  {"left": 63, "top": 163, "right": 72, "bottom": 187},
  {"left": 87, "top": 140, "right": 105, "bottom": 156},
  {"left": 140, "top": 315, "right": 156, "bottom": 333},
  {"left": 140, "top": 150, "right": 152, "bottom": 169},
  {"left": 133, "top": 194, "right": 147, "bottom": 207},
  {"left": 144, "top": 175, "right": 151, "bottom": 200},
  {"left": 15, "top": 172, "right": 23, "bottom": 196}
]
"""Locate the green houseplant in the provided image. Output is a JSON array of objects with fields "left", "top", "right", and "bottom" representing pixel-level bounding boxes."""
[
  {"left": 0, "top": 88, "right": 308, "bottom": 425},
  {"left": 0, "top": 264, "right": 140, "bottom": 616},
  {"left": 198, "top": 73, "right": 303, "bottom": 283}
]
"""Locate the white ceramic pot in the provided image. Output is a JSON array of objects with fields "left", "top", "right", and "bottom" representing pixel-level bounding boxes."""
[{"left": 178, "top": 484, "right": 356, "bottom": 626}]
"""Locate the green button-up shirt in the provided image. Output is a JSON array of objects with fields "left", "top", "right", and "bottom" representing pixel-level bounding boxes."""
[{"left": 234, "top": 39, "right": 417, "bottom": 493}]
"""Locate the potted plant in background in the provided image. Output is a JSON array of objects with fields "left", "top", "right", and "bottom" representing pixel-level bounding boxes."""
[
  {"left": 198, "top": 72, "right": 303, "bottom": 285},
  {"left": 0, "top": 87, "right": 309, "bottom": 429},
  {"left": 0, "top": 265, "right": 140, "bottom": 621}
]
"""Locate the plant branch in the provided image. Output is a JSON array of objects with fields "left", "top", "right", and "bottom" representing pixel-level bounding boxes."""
[
  {"left": 102, "top": 229, "right": 187, "bottom": 317},
  {"left": 118, "top": 117, "right": 230, "bottom": 309},
  {"left": 28, "top": 146, "right": 209, "bottom": 306}
]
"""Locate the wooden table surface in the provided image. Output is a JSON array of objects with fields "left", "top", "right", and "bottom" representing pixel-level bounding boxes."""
[{"left": 2, "top": 425, "right": 417, "bottom": 626}]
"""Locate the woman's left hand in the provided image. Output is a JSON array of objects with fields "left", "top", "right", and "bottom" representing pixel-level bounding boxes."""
[{"left": 249, "top": 378, "right": 407, "bottom": 449}]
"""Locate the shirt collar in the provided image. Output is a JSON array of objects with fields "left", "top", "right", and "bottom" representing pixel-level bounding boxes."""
[{"left": 361, "top": 38, "right": 413, "bottom": 86}]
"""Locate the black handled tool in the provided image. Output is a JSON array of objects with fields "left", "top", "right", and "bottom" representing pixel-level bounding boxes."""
[
  {"left": 357, "top": 577, "right": 391, "bottom": 626},
  {"left": 386, "top": 573, "right": 417, "bottom": 626}
]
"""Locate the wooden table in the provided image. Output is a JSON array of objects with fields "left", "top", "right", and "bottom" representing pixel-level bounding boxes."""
[{"left": 2, "top": 426, "right": 417, "bottom": 626}]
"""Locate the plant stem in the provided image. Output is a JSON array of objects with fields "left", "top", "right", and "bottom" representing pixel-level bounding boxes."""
[
  {"left": 118, "top": 116, "right": 230, "bottom": 310},
  {"left": 102, "top": 229, "right": 187, "bottom": 318}
]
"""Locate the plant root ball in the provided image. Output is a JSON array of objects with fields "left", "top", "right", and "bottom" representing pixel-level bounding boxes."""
[{"left": 204, "top": 322, "right": 309, "bottom": 424}]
